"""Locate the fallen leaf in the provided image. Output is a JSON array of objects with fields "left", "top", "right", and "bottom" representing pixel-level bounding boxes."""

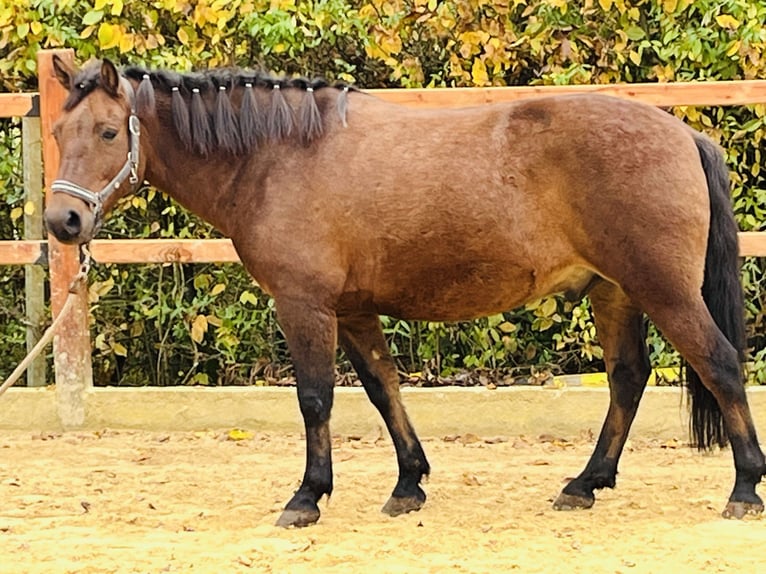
[
  {"left": 459, "top": 433, "right": 482, "bottom": 445},
  {"left": 227, "top": 429, "right": 254, "bottom": 441},
  {"left": 462, "top": 472, "right": 482, "bottom": 486},
  {"left": 484, "top": 436, "right": 508, "bottom": 444}
]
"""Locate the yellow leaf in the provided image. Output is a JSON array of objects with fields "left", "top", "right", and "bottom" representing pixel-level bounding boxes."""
[
  {"left": 80, "top": 25, "right": 95, "bottom": 39},
  {"left": 119, "top": 32, "right": 134, "bottom": 53},
  {"left": 379, "top": 33, "right": 402, "bottom": 55},
  {"left": 662, "top": 0, "right": 677, "bottom": 12},
  {"left": 112, "top": 342, "right": 128, "bottom": 357},
  {"left": 110, "top": 0, "right": 123, "bottom": 16},
  {"left": 177, "top": 27, "right": 189, "bottom": 45},
  {"left": 715, "top": 14, "right": 740, "bottom": 30},
  {"left": 539, "top": 297, "right": 557, "bottom": 317},
  {"left": 191, "top": 315, "right": 208, "bottom": 343},
  {"left": 10, "top": 207, "right": 23, "bottom": 221},
  {"left": 94, "top": 0, "right": 109, "bottom": 9},
  {"left": 211, "top": 283, "right": 226, "bottom": 296},
  {"left": 629, "top": 50, "right": 641, "bottom": 65},
  {"left": 227, "top": 428, "right": 254, "bottom": 441},
  {"left": 98, "top": 22, "right": 120, "bottom": 49},
  {"left": 726, "top": 40, "right": 741, "bottom": 57},
  {"left": 598, "top": 0, "right": 613, "bottom": 10},
  {"left": 23, "top": 200, "right": 35, "bottom": 215},
  {"left": 471, "top": 59, "right": 489, "bottom": 85},
  {"left": 30, "top": 21, "right": 42, "bottom": 35}
]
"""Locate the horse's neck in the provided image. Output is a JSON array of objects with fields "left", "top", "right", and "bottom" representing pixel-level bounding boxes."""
[{"left": 142, "top": 123, "right": 264, "bottom": 237}]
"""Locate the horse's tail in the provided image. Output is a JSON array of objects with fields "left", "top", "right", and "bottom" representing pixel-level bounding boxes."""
[{"left": 686, "top": 133, "right": 746, "bottom": 450}]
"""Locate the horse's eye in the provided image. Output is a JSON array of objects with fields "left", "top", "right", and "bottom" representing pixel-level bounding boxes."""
[{"left": 102, "top": 128, "right": 118, "bottom": 141}]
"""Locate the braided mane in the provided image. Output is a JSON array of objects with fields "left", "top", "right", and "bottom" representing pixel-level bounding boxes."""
[{"left": 63, "top": 62, "right": 352, "bottom": 156}]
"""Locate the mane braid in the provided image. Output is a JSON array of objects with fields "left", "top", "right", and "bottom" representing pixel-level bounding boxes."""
[
  {"left": 239, "top": 80, "right": 263, "bottom": 150},
  {"left": 214, "top": 85, "right": 241, "bottom": 154},
  {"left": 190, "top": 86, "right": 213, "bottom": 156},
  {"left": 268, "top": 83, "right": 294, "bottom": 140},
  {"left": 135, "top": 73, "right": 156, "bottom": 117},
  {"left": 171, "top": 85, "right": 192, "bottom": 148},
  {"left": 297, "top": 84, "right": 323, "bottom": 145}
]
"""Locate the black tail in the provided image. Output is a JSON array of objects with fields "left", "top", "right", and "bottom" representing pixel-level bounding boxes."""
[{"left": 686, "top": 134, "right": 747, "bottom": 450}]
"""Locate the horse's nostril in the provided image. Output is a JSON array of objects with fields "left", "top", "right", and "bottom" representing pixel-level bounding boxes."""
[{"left": 63, "top": 210, "right": 81, "bottom": 236}]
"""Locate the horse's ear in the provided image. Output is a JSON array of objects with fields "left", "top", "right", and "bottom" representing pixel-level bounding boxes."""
[
  {"left": 52, "top": 54, "right": 75, "bottom": 91},
  {"left": 100, "top": 59, "right": 120, "bottom": 97}
]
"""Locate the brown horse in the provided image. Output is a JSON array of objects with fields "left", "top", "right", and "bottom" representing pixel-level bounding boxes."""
[{"left": 45, "top": 57, "right": 765, "bottom": 528}]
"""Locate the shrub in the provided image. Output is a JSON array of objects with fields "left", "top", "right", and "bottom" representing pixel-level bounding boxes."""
[{"left": 1, "top": 0, "right": 764, "bottom": 384}]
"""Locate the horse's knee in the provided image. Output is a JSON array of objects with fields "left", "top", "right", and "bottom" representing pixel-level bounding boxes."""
[{"left": 297, "top": 386, "right": 333, "bottom": 426}]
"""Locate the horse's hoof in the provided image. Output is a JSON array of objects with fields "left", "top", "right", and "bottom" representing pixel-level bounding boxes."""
[
  {"left": 382, "top": 495, "right": 424, "bottom": 517},
  {"left": 552, "top": 492, "right": 595, "bottom": 511},
  {"left": 275, "top": 507, "right": 320, "bottom": 528},
  {"left": 722, "top": 501, "right": 764, "bottom": 519}
]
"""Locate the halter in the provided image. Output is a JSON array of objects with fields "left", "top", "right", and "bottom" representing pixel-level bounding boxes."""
[{"left": 51, "top": 77, "right": 141, "bottom": 231}]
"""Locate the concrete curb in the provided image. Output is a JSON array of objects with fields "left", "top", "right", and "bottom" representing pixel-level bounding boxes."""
[{"left": 3, "top": 386, "right": 766, "bottom": 439}]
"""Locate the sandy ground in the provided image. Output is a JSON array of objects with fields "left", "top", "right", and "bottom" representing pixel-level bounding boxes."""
[{"left": 1, "top": 428, "right": 764, "bottom": 573}]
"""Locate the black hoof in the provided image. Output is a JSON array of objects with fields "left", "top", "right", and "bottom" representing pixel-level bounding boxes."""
[
  {"left": 553, "top": 491, "right": 595, "bottom": 511},
  {"left": 722, "top": 501, "right": 764, "bottom": 519},
  {"left": 382, "top": 482, "right": 426, "bottom": 517},
  {"left": 275, "top": 507, "right": 321, "bottom": 528},
  {"left": 382, "top": 495, "right": 425, "bottom": 517}
]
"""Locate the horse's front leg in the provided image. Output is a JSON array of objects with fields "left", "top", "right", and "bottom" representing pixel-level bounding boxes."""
[
  {"left": 274, "top": 300, "right": 337, "bottom": 528},
  {"left": 338, "top": 313, "right": 430, "bottom": 516}
]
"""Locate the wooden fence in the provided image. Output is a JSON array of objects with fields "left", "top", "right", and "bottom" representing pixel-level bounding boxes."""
[{"left": 1, "top": 49, "right": 766, "bottom": 427}]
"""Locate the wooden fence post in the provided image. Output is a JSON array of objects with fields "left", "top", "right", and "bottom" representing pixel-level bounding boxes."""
[
  {"left": 22, "top": 114, "right": 47, "bottom": 387},
  {"left": 38, "top": 49, "right": 93, "bottom": 427}
]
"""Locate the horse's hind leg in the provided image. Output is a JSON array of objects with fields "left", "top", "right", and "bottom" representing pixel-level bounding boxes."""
[
  {"left": 642, "top": 298, "right": 765, "bottom": 517},
  {"left": 338, "top": 313, "right": 430, "bottom": 516},
  {"left": 554, "top": 282, "right": 651, "bottom": 510}
]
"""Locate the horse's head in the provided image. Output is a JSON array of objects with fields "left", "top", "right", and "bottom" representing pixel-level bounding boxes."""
[{"left": 45, "top": 57, "right": 144, "bottom": 245}]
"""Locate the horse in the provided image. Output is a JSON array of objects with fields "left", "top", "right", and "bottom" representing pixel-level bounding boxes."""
[{"left": 44, "top": 57, "right": 765, "bottom": 528}]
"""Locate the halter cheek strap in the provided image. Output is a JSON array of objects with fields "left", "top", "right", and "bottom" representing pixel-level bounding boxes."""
[{"left": 51, "top": 77, "right": 142, "bottom": 231}]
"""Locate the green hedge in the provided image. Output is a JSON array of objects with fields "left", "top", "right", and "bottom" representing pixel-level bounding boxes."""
[{"left": 1, "top": 0, "right": 764, "bottom": 385}]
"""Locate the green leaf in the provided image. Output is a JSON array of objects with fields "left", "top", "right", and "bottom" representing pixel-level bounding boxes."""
[
  {"left": 625, "top": 26, "right": 645, "bottom": 41},
  {"left": 239, "top": 291, "right": 258, "bottom": 306},
  {"left": 82, "top": 10, "right": 104, "bottom": 26}
]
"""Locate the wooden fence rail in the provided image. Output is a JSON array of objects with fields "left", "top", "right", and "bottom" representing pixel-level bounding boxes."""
[{"left": 0, "top": 49, "right": 765, "bottom": 428}]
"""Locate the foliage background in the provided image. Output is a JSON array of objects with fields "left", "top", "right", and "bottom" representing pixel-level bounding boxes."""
[{"left": 0, "top": 0, "right": 765, "bottom": 386}]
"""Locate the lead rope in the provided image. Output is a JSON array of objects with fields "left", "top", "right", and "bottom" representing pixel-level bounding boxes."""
[{"left": 0, "top": 243, "right": 92, "bottom": 398}]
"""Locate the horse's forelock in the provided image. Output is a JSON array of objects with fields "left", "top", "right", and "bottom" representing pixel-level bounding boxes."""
[{"left": 62, "top": 66, "right": 101, "bottom": 111}]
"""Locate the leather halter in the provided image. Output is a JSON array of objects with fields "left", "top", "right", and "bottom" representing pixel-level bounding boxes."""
[{"left": 51, "top": 77, "right": 141, "bottom": 231}]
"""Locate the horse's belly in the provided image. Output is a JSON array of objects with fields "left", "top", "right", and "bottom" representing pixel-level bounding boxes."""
[
  {"left": 368, "top": 264, "right": 594, "bottom": 322},
  {"left": 364, "top": 265, "right": 572, "bottom": 321}
]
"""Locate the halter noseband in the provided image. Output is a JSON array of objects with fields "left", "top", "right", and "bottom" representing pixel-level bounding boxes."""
[{"left": 51, "top": 77, "right": 141, "bottom": 230}]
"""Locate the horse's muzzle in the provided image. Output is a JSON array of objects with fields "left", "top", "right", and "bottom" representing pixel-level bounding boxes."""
[{"left": 44, "top": 203, "right": 96, "bottom": 245}]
